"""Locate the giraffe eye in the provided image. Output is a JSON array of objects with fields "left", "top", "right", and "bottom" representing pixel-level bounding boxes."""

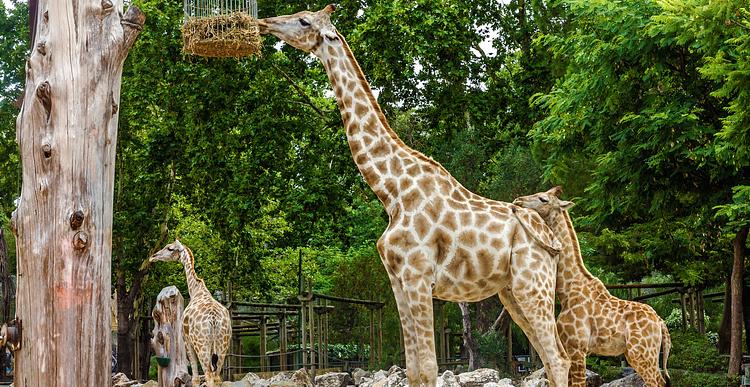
[
  {"left": 539, "top": 197, "right": 549, "bottom": 203},
  {"left": 167, "top": 246, "right": 174, "bottom": 251},
  {"left": 299, "top": 18, "right": 311, "bottom": 26}
]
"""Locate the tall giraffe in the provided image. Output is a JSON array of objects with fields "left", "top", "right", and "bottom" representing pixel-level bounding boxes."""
[
  {"left": 150, "top": 240, "right": 232, "bottom": 387},
  {"left": 258, "top": 6, "right": 569, "bottom": 387},
  {"left": 514, "top": 187, "right": 672, "bottom": 387}
]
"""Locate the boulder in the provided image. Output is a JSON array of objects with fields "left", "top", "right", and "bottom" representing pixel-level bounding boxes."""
[
  {"left": 520, "top": 369, "right": 548, "bottom": 387},
  {"left": 292, "top": 368, "right": 313, "bottom": 386},
  {"left": 221, "top": 382, "right": 252, "bottom": 387},
  {"left": 482, "top": 380, "right": 514, "bottom": 387},
  {"left": 600, "top": 374, "right": 646, "bottom": 387},
  {"left": 315, "top": 372, "right": 354, "bottom": 387},
  {"left": 352, "top": 368, "right": 373, "bottom": 386},
  {"left": 112, "top": 372, "right": 139, "bottom": 387},
  {"left": 457, "top": 368, "right": 500, "bottom": 387},
  {"left": 438, "top": 370, "right": 460, "bottom": 387},
  {"left": 140, "top": 381, "right": 159, "bottom": 387},
  {"left": 522, "top": 368, "right": 603, "bottom": 387}
]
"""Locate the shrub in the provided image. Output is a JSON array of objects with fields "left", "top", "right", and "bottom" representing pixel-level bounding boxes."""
[
  {"left": 668, "top": 330, "right": 725, "bottom": 373},
  {"left": 669, "top": 369, "right": 729, "bottom": 387}
]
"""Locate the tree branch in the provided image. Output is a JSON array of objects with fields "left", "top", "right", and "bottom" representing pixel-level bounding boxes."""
[{"left": 272, "top": 63, "right": 327, "bottom": 118}]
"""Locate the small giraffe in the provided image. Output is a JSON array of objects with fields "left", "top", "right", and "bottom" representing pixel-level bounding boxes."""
[
  {"left": 150, "top": 240, "right": 232, "bottom": 387},
  {"left": 258, "top": 6, "right": 570, "bottom": 387},
  {"left": 514, "top": 187, "right": 672, "bottom": 387}
]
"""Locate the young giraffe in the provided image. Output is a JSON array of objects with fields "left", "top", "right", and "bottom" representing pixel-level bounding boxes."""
[
  {"left": 150, "top": 240, "right": 232, "bottom": 387},
  {"left": 258, "top": 6, "right": 570, "bottom": 387},
  {"left": 514, "top": 187, "right": 672, "bottom": 387}
]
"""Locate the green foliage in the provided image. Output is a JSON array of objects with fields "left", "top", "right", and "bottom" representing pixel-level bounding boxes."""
[
  {"left": 669, "top": 369, "right": 730, "bottom": 387},
  {"left": 477, "top": 330, "right": 509, "bottom": 371},
  {"left": 586, "top": 356, "right": 623, "bottom": 382},
  {"left": 669, "top": 330, "right": 726, "bottom": 373}
]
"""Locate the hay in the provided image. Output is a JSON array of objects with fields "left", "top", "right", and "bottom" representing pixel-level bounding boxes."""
[{"left": 182, "top": 12, "right": 262, "bottom": 58}]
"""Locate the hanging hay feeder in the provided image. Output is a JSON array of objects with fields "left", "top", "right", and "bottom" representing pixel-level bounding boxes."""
[{"left": 181, "top": 0, "right": 262, "bottom": 58}]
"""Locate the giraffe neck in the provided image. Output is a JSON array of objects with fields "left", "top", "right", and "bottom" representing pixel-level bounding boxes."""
[
  {"left": 547, "top": 209, "right": 603, "bottom": 304},
  {"left": 180, "top": 247, "right": 211, "bottom": 300},
  {"left": 320, "top": 33, "right": 438, "bottom": 213}
]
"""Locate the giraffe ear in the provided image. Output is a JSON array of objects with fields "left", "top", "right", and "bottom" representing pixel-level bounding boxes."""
[
  {"left": 323, "top": 4, "right": 337, "bottom": 14},
  {"left": 559, "top": 200, "right": 575, "bottom": 210},
  {"left": 549, "top": 186, "right": 563, "bottom": 198}
]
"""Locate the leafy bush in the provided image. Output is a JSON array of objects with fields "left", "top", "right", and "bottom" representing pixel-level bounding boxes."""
[
  {"left": 587, "top": 356, "right": 623, "bottom": 382},
  {"left": 668, "top": 331, "right": 725, "bottom": 373},
  {"left": 477, "top": 330, "right": 508, "bottom": 371},
  {"left": 669, "top": 369, "right": 728, "bottom": 387}
]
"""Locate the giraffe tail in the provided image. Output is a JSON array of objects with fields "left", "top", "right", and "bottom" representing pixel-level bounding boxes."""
[
  {"left": 210, "top": 353, "right": 218, "bottom": 372},
  {"left": 661, "top": 320, "right": 672, "bottom": 386}
]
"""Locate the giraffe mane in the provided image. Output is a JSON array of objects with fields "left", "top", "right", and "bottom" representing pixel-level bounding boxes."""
[{"left": 335, "top": 31, "right": 458, "bottom": 178}]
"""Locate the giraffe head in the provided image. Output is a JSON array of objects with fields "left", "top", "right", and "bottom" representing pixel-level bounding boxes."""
[
  {"left": 257, "top": 5, "right": 339, "bottom": 56},
  {"left": 512, "top": 186, "right": 575, "bottom": 218},
  {"left": 150, "top": 239, "right": 185, "bottom": 263}
]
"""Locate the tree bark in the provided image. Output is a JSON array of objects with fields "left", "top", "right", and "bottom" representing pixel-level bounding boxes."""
[
  {"left": 458, "top": 302, "right": 478, "bottom": 370},
  {"left": 743, "top": 279, "right": 750, "bottom": 358},
  {"left": 11, "top": 1, "right": 144, "bottom": 385},
  {"left": 152, "top": 286, "right": 188, "bottom": 387},
  {"left": 0, "top": 229, "right": 13, "bottom": 322},
  {"left": 729, "top": 226, "right": 749, "bottom": 379},
  {"left": 719, "top": 275, "right": 732, "bottom": 354}
]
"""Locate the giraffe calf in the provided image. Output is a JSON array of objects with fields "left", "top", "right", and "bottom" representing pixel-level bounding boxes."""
[{"left": 514, "top": 187, "right": 671, "bottom": 387}]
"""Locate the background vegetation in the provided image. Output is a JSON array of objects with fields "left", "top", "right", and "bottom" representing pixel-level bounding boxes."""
[{"left": 0, "top": 0, "right": 749, "bottom": 385}]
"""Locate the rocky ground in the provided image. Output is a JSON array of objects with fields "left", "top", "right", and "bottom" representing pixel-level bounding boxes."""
[{"left": 112, "top": 366, "right": 647, "bottom": 387}]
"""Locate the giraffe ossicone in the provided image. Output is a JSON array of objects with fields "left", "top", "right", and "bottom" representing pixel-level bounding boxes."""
[
  {"left": 150, "top": 240, "right": 232, "bottom": 387},
  {"left": 514, "top": 187, "right": 672, "bottom": 387},
  {"left": 259, "top": 7, "right": 570, "bottom": 387}
]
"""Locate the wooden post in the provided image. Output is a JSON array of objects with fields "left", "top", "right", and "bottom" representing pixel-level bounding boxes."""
[
  {"left": 308, "top": 296, "right": 315, "bottom": 374},
  {"left": 260, "top": 315, "right": 267, "bottom": 372},
  {"left": 378, "top": 307, "right": 383, "bottom": 366},
  {"left": 679, "top": 291, "right": 687, "bottom": 331},
  {"left": 300, "top": 299, "right": 307, "bottom": 368},
  {"left": 697, "top": 289, "right": 705, "bottom": 334},
  {"left": 369, "top": 307, "right": 375, "bottom": 369},
  {"left": 280, "top": 311, "right": 287, "bottom": 371},
  {"left": 11, "top": 0, "right": 144, "bottom": 385},
  {"left": 507, "top": 322, "right": 513, "bottom": 374},
  {"left": 151, "top": 286, "right": 188, "bottom": 387}
]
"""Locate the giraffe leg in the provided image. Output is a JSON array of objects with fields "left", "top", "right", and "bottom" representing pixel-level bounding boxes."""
[
  {"left": 497, "top": 289, "right": 546, "bottom": 365},
  {"left": 511, "top": 282, "right": 569, "bottom": 387},
  {"left": 186, "top": 340, "right": 201, "bottom": 387},
  {"left": 403, "top": 277, "right": 438, "bottom": 387},
  {"left": 386, "top": 273, "right": 420, "bottom": 385},
  {"left": 626, "top": 345, "right": 666, "bottom": 387},
  {"left": 567, "top": 346, "right": 587, "bottom": 387}
]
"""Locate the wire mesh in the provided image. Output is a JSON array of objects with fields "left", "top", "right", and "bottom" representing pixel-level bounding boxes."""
[{"left": 181, "top": 0, "right": 261, "bottom": 58}]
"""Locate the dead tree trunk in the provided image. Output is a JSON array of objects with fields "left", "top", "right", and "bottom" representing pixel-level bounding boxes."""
[
  {"left": 10, "top": 1, "right": 144, "bottom": 385},
  {"left": 729, "top": 226, "right": 749, "bottom": 379},
  {"left": 458, "top": 302, "right": 478, "bottom": 370},
  {"left": 152, "top": 286, "right": 189, "bottom": 387}
]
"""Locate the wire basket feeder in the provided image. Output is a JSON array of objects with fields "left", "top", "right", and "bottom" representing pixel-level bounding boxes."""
[{"left": 182, "top": 0, "right": 262, "bottom": 58}]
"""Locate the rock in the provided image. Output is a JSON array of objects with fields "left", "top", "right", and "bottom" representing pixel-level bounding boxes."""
[
  {"left": 520, "top": 369, "right": 548, "bottom": 387},
  {"left": 292, "top": 368, "right": 314, "bottom": 386},
  {"left": 483, "top": 380, "right": 514, "bottom": 387},
  {"left": 316, "top": 372, "right": 354, "bottom": 387},
  {"left": 269, "top": 382, "right": 297, "bottom": 387},
  {"left": 521, "top": 368, "right": 602, "bottom": 387},
  {"left": 112, "top": 372, "right": 138, "bottom": 387},
  {"left": 353, "top": 368, "right": 373, "bottom": 386},
  {"left": 268, "top": 371, "right": 294, "bottom": 383},
  {"left": 140, "top": 381, "right": 159, "bottom": 387},
  {"left": 241, "top": 372, "right": 262, "bottom": 382},
  {"left": 585, "top": 369, "right": 603, "bottom": 387},
  {"left": 438, "top": 370, "right": 460, "bottom": 387},
  {"left": 222, "top": 382, "right": 252, "bottom": 387},
  {"left": 457, "top": 368, "right": 500, "bottom": 387},
  {"left": 600, "top": 374, "right": 646, "bottom": 387}
]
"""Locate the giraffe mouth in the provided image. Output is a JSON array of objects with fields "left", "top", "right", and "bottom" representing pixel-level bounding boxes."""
[{"left": 256, "top": 19, "right": 271, "bottom": 35}]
